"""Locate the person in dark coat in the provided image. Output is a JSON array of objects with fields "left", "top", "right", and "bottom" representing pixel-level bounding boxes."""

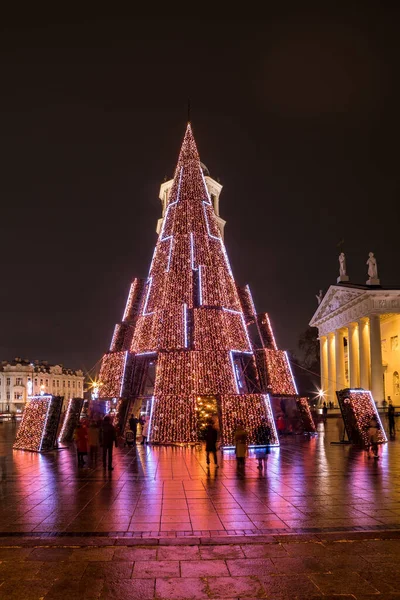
[
  {"left": 129, "top": 414, "right": 139, "bottom": 444},
  {"left": 253, "top": 417, "right": 272, "bottom": 471},
  {"left": 100, "top": 416, "right": 117, "bottom": 471},
  {"left": 205, "top": 419, "right": 219, "bottom": 467},
  {"left": 388, "top": 400, "right": 396, "bottom": 437}
]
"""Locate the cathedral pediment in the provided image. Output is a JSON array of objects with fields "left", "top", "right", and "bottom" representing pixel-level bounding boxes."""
[{"left": 310, "top": 286, "right": 366, "bottom": 327}]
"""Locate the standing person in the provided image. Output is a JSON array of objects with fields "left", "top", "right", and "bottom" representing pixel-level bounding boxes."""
[
  {"left": 73, "top": 422, "right": 88, "bottom": 467},
  {"left": 388, "top": 399, "right": 396, "bottom": 437},
  {"left": 322, "top": 402, "right": 328, "bottom": 424},
  {"left": 129, "top": 414, "right": 139, "bottom": 445},
  {"left": 100, "top": 416, "right": 117, "bottom": 471},
  {"left": 205, "top": 418, "right": 219, "bottom": 467},
  {"left": 367, "top": 414, "right": 380, "bottom": 459},
  {"left": 234, "top": 421, "right": 248, "bottom": 467},
  {"left": 254, "top": 417, "right": 272, "bottom": 471},
  {"left": 0, "top": 421, "right": 7, "bottom": 481},
  {"left": 141, "top": 417, "right": 150, "bottom": 445},
  {"left": 87, "top": 421, "right": 100, "bottom": 466}
]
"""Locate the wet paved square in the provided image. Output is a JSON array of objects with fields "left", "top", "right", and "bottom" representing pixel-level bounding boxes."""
[
  {"left": 0, "top": 419, "right": 400, "bottom": 597},
  {"left": 0, "top": 419, "right": 399, "bottom": 536}
]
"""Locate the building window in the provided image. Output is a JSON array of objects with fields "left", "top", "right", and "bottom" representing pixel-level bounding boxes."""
[
  {"left": 63, "top": 381, "right": 66, "bottom": 387},
  {"left": 68, "top": 381, "right": 70, "bottom": 388},
  {"left": 53, "top": 380, "right": 56, "bottom": 386},
  {"left": 6, "top": 392, "right": 10, "bottom": 400},
  {"left": 394, "top": 372, "right": 400, "bottom": 396},
  {"left": 73, "top": 381, "right": 76, "bottom": 388},
  {"left": 15, "top": 377, "right": 23, "bottom": 386},
  {"left": 14, "top": 392, "right": 22, "bottom": 400},
  {"left": 78, "top": 382, "right": 81, "bottom": 388},
  {"left": 391, "top": 336, "right": 399, "bottom": 352},
  {"left": 40, "top": 379, "right": 43, "bottom": 385},
  {"left": 34, "top": 378, "right": 38, "bottom": 386},
  {"left": 6, "top": 378, "right": 10, "bottom": 386},
  {"left": 57, "top": 380, "right": 59, "bottom": 387},
  {"left": 45, "top": 379, "right": 48, "bottom": 386}
]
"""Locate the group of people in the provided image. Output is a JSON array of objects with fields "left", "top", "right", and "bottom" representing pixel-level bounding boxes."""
[
  {"left": 73, "top": 415, "right": 117, "bottom": 470},
  {"left": 204, "top": 417, "right": 272, "bottom": 472},
  {"left": 125, "top": 414, "right": 149, "bottom": 446}
]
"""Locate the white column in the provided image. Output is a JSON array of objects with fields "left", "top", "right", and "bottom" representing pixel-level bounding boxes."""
[
  {"left": 335, "top": 329, "right": 346, "bottom": 391},
  {"left": 369, "top": 314, "right": 384, "bottom": 402},
  {"left": 358, "top": 318, "right": 370, "bottom": 390},
  {"left": 320, "top": 335, "right": 328, "bottom": 400},
  {"left": 348, "top": 322, "right": 360, "bottom": 388},
  {"left": 327, "top": 332, "right": 336, "bottom": 406}
]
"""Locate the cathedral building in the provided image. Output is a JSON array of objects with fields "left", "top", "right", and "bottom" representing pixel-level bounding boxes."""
[{"left": 310, "top": 258, "right": 400, "bottom": 407}]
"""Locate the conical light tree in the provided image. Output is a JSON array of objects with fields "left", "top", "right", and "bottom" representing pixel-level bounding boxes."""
[{"left": 98, "top": 123, "right": 299, "bottom": 445}]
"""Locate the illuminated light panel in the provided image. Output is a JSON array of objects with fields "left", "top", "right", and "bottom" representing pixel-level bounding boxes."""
[
  {"left": 190, "top": 232, "right": 195, "bottom": 270},
  {"left": 119, "top": 351, "right": 129, "bottom": 397},
  {"left": 183, "top": 303, "right": 188, "bottom": 348},
  {"left": 98, "top": 351, "right": 128, "bottom": 398},
  {"left": 297, "top": 397, "right": 317, "bottom": 433},
  {"left": 58, "top": 398, "right": 84, "bottom": 444},
  {"left": 198, "top": 264, "right": 203, "bottom": 305},
  {"left": 122, "top": 279, "right": 141, "bottom": 321},
  {"left": 266, "top": 315, "right": 278, "bottom": 350},
  {"left": 147, "top": 395, "right": 155, "bottom": 440},
  {"left": 337, "top": 388, "right": 387, "bottom": 448},
  {"left": 219, "top": 393, "right": 279, "bottom": 447},
  {"left": 13, "top": 395, "right": 63, "bottom": 453},
  {"left": 142, "top": 277, "right": 154, "bottom": 316},
  {"left": 256, "top": 348, "right": 297, "bottom": 395},
  {"left": 285, "top": 350, "right": 298, "bottom": 394}
]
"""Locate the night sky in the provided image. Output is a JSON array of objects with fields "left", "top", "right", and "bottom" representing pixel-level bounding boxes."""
[{"left": 1, "top": 8, "right": 399, "bottom": 374}]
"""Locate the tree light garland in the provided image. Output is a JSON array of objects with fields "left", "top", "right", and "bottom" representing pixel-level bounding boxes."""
[
  {"left": 337, "top": 388, "right": 387, "bottom": 448},
  {"left": 13, "top": 395, "right": 63, "bottom": 452},
  {"left": 97, "top": 124, "right": 304, "bottom": 444}
]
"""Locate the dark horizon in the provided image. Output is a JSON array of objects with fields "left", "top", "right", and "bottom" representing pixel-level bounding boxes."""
[{"left": 1, "top": 9, "right": 399, "bottom": 375}]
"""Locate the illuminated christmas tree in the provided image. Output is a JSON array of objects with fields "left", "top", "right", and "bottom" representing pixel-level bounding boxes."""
[{"left": 98, "top": 123, "right": 301, "bottom": 445}]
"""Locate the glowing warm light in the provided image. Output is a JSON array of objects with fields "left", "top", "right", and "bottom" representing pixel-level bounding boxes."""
[
  {"left": 337, "top": 388, "right": 388, "bottom": 448},
  {"left": 96, "top": 124, "right": 299, "bottom": 444},
  {"left": 13, "top": 395, "right": 63, "bottom": 452}
]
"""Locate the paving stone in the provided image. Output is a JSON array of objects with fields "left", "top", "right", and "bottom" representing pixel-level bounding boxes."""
[
  {"left": 0, "top": 579, "right": 52, "bottom": 600},
  {"left": 206, "top": 575, "right": 266, "bottom": 598},
  {"left": 309, "top": 572, "right": 380, "bottom": 595},
  {"left": 259, "top": 574, "right": 322, "bottom": 597},
  {"left": 100, "top": 578, "right": 155, "bottom": 599},
  {"left": 69, "top": 547, "right": 115, "bottom": 561},
  {"left": 84, "top": 561, "right": 133, "bottom": 580},
  {"left": 157, "top": 545, "right": 201, "bottom": 560},
  {"left": 46, "top": 577, "right": 104, "bottom": 599},
  {"left": 133, "top": 560, "right": 180, "bottom": 578},
  {"left": 180, "top": 559, "right": 229, "bottom": 577},
  {"left": 0, "top": 559, "right": 43, "bottom": 579},
  {"left": 226, "top": 558, "right": 273, "bottom": 576},
  {"left": 0, "top": 547, "right": 32, "bottom": 560},
  {"left": 36, "top": 560, "right": 89, "bottom": 581},
  {"left": 26, "top": 547, "right": 74, "bottom": 561},
  {"left": 270, "top": 556, "right": 333, "bottom": 573},
  {"left": 155, "top": 577, "right": 208, "bottom": 599},
  {"left": 241, "top": 543, "right": 288, "bottom": 558},
  {"left": 113, "top": 547, "right": 157, "bottom": 561},
  {"left": 199, "top": 544, "right": 244, "bottom": 559}
]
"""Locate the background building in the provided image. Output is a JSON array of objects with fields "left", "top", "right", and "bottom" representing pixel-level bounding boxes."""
[
  {"left": 0, "top": 358, "right": 84, "bottom": 413},
  {"left": 310, "top": 283, "right": 400, "bottom": 406}
]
